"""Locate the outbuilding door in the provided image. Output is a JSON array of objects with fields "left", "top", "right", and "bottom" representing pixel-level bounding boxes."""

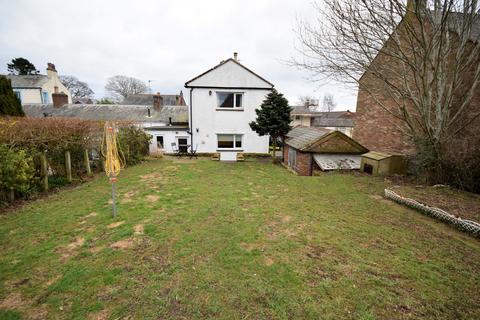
[{"left": 288, "top": 147, "right": 296, "bottom": 169}]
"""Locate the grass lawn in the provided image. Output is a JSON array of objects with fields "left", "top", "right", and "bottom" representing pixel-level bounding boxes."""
[{"left": 0, "top": 158, "right": 479, "bottom": 319}]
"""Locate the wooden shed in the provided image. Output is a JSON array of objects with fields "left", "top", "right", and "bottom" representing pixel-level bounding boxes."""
[{"left": 360, "top": 151, "right": 407, "bottom": 175}]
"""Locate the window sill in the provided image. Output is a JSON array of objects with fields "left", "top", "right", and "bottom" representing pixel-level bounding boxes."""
[
  {"left": 216, "top": 108, "right": 244, "bottom": 112},
  {"left": 216, "top": 149, "right": 244, "bottom": 152}
]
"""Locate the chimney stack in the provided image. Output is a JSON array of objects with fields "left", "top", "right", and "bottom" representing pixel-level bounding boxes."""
[
  {"left": 52, "top": 92, "right": 68, "bottom": 108},
  {"left": 46, "top": 62, "right": 58, "bottom": 79},
  {"left": 153, "top": 92, "right": 163, "bottom": 110},
  {"left": 233, "top": 52, "right": 238, "bottom": 61}
]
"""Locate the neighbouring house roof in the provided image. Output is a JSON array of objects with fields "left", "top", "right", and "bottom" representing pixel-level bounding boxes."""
[
  {"left": 185, "top": 58, "right": 274, "bottom": 88},
  {"left": 313, "top": 154, "right": 362, "bottom": 170},
  {"left": 73, "top": 97, "right": 95, "bottom": 104},
  {"left": 121, "top": 93, "right": 187, "bottom": 106},
  {"left": 291, "top": 107, "right": 356, "bottom": 127},
  {"left": 23, "top": 104, "right": 189, "bottom": 124},
  {"left": 286, "top": 125, "right": 368, "bottom": 153},
  {"left": 5, "top": 74, "right": 49, "bottom": 88}
]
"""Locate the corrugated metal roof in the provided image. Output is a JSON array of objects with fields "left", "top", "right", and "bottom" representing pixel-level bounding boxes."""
[
  {"left": 285, "top": 126, "right": 331, "bottom": 150},
  {"left": 313, "top": 154, "right": 361, "bottom": 170},
  {"left": 5, "top": 75, "right": 48, "bottom": 88},
  {"left": 23, "top": 104, "right": 189, "bottom": 124}
]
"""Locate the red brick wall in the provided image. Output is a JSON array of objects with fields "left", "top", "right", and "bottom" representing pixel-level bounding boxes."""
[
  {"left": 284, "top": 144, "right": 312, "bottom": 176},
  {"left": 353, "top": 18, "right": 480, "bottom": 155},
  {"left": 295, "top": 151, "right": 312, "bottom": 176}
]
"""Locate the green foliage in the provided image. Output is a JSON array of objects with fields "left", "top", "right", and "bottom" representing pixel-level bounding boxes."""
[
  {"left": 7, "top": 57, "right": 39, "bottom": 75},
  {"left": 249, "top": 89, "right": 292, "bottom": 139},
  {"left": 118, "top": 126, "right": 151, "bottom": 165},
  {"left": 0, "top": 144, "right": 35, "bottom": 197},
  {"left": 0, "top": 76, "right": 25, "bottom": 116},
  {"left": 97, "top": 98, "right": 116, "bottom": 105}
]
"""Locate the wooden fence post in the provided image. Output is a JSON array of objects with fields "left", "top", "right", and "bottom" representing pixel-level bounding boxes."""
[
  {"left": 65, "top": 151, "right": 72, "bottom": 183},
  {"left": 40, "top": 151, "right": 49, "bottom": 191},
  {"left": 84, "top": 149, "right": 92, "bottom": 176},
  {"left": 8, "top": 188, "right": 14, "bottom": 202}
]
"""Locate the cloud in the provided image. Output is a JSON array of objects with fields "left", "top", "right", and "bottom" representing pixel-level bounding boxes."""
[{"left": 0, "top": 0, "right": 358, "bottom": 109}]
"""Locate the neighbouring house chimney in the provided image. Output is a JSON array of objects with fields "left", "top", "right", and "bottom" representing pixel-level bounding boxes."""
[
  {"left": 233, "top": 52, "right": 238, "bottom": 61},
  {"left": 177, "top": 90, "right": 185, "bottom": 106},
  {"left": 46, "top": 62, "right": 58, "bottom": 79},
  {"left": 54, "top": 86, "right": 59, "bottom": 93},
  {"left": 153, "top": 92, "right": 163, "bottom": 110},
  {"left": 47, "top": 63, "right": 56, "bottom": 72},
  {"left": 52, "top": 92, "right": 68, "bottom": 108},
  {"left": 305, "top": 99, "right": 310, "bottom": 107}
]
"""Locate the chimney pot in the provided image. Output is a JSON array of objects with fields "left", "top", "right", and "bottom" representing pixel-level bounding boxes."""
[
  {"left": 47, "top": 63, "right": 57, "bottom": 72},
  {"left": 153, "top": 92, "right": 163, "bottom": 110},
  {"left": 233, "top": 52, "right": 238, "bottom": 61}
]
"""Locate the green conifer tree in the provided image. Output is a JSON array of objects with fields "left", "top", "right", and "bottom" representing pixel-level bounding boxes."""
[
  {"left": 0, "top": 76, "right": 25, "bottom": 116},
  {"left": 250, "top": 89, "right": 292, "bottom": 163}
]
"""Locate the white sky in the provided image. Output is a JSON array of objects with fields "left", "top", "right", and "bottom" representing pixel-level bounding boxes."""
[{"left": 0, "top": 0, "right": 358, "bottom": 110}]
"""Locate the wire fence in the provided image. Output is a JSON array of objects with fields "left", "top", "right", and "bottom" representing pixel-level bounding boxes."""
[{"left": 384, "top": 189, "right": 480, "bottom": 238}]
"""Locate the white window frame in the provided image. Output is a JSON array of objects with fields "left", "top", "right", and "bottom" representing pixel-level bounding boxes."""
[
  {"left": 42, "top": 91, "right": 49, "bottom": 104},
  {"left": 216, "top": 92, "right": 244, "bottom": 110},
  {"left": 216, "top": 134, "right": 243, "bottom": 150}
]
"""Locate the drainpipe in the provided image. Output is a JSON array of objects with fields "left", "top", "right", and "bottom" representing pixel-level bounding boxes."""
[{"left": 189, "top": 88, "right": 194, "bottom": 147}]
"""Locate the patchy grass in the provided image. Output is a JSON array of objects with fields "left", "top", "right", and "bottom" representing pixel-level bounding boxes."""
[
  {"left": 0, "top": 158, "right": 479, "bottom": 319},
  {"left": 391, "top": 184, "right": 480, "bottom": 222}
]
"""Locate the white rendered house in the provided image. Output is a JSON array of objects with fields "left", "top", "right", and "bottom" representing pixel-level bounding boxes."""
[
  {"left": 7, "top": 63, "right": 72, "bottom": 105},
  {"left": 185, "top": 53, "right": 273, "bottom": 160}
]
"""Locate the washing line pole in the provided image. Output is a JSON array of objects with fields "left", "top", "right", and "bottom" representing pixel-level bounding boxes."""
[
  {"left": 103, "top": 121, "right": 123, "bottom": 219},
  {"left": 110, "top": 175, "right": 117, "bottom": 218}
]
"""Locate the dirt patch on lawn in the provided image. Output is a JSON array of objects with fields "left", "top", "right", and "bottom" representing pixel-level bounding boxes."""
[
  {"left": 264, "top": 257, "right": 274, "bottom": 266},
  {"left": 240, "top": 242, "right": 264, "bottom": 252},
  {"left": 85, "top": 212, "right": 98, "bottom": 218},
  {"left": 0, "top": 293, "right": 25, "bottom": 309},
  {"left": 134, "top": 224, "right": 144, "bottom": 235},
  {"left": 0, "top": 293, "right": 48, "bottom": 319},
  {"left": 107, "top": 221, "right": 125, "bottom": 229},
  {"left": 391, "top": 185, "right": 480, "bottom": 222},
  {"left": 110, "top": 238, "right": 135, "bottom": 249},
  {"left": 146, "top": 195, "right": 160, "bottom": 202},
  {"left": 281, "top": 215, "right": 291, "bottom": 223},
  {"left": 67, "top": 237, "right": 85, "bottom": 250},
  {"left": 88, "top": 309, "right": 109, "bottom": 320}
]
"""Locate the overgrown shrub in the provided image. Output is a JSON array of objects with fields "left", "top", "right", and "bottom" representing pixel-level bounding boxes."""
[
  {"left": 117, "top": 125, "right": 151, "bottom": 165},
  {"left": 0, "top": 144, "right": 35, "bottom": 201},
  {"left": 0, "top": 76, "right": 24, "bottom": 116}
]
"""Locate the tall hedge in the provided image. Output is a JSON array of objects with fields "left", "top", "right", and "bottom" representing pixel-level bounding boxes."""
[{"left": 0, "top": 76, "right": 24, "bottom": 116}]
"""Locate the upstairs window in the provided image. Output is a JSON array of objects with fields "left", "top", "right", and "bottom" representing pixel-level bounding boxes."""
[
  {"left": 217, "top": 92, "right": 243, "bottom": 109},
  {"left": 217, "top": 134, "right": 243, "bottom": 149}
]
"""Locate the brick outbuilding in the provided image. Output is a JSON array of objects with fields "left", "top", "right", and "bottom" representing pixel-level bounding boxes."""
[{"left": 283, "top": 126, "right": 368, "bottom": 176}]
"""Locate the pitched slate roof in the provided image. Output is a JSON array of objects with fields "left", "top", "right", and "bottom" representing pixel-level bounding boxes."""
[
  {"left": 5, "top": 75, "right": 48, "bottom": 88},
  {"left": 185, "top": 58, "right": 274, "bottom": 88},
  {"left": 23, "top": 104, "right": 189, "bottom": 124},
  {"left": 291, "top": 107, "right": 356, "bottom": 127},
  {"left": 285, "top": 126, "right": 332, "bottom": 150},
  {"left": 286, "top": 125, "right": 368, "bottom": 154},
  {"left": 121, "top": 93, "right": 186, "bottom": 106}
]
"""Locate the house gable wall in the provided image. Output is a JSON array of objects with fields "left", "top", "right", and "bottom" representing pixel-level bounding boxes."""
[{"left": 186, "top": 60, "right": 272, "bottom": 89}]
